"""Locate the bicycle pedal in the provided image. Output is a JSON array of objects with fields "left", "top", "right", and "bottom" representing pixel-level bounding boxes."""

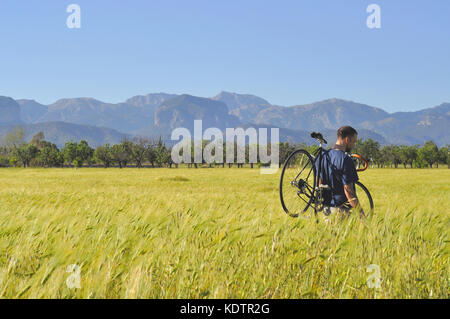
[{"left": 318, "top": 184, "right": 330, "bottom": 190}]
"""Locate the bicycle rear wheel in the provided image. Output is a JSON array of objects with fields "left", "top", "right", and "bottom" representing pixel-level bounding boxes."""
[{"left": 279, "top": 149, "right": 316, "bottom": 217}]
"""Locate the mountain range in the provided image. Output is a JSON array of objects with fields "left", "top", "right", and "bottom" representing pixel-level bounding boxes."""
[{"left": 0, "top": 92, "right": 448, "bottom": 147}]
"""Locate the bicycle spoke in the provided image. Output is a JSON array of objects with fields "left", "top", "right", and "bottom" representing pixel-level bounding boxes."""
[
  {"left": 304, "top": 183, "right": 314, "bottom": 196},
  {"left": 294, "top": 154, "right": 313, "bottom": 181},
  {"left": 297, "top": 193, "right": 311, "bottom": 205}
]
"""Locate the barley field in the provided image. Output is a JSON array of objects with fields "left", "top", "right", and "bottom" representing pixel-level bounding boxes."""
[{"left": 0, "top": 167, "right": 448, "bottom": 298}]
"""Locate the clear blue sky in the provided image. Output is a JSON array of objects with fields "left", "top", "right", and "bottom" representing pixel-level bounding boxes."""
[{"left": 0, "top": 0, "right": 449, "bottom": 112}]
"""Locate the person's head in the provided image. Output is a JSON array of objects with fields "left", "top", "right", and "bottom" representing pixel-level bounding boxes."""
[{"left": 336, "top": 126, "right": 358, "bottom": 152}]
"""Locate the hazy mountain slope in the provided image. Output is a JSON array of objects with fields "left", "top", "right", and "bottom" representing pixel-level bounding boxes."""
[
  {"left": 124, "top": 93, "right": 179, "bottom": 129},
  {"left": 0, "top": 96, "right": 22, "bottom": 124},
  {"left": 152, "top": 94, "right": 241, "bottom": 133},
  {"left": 211, "top": 91, "right": 270, "bottom": 111},
  {"left": 232, "top": 124, "right": 311, "bottom": 145},
  {"left": 16, "top": 99, "right": 48, "bottom": 123},
  {"left": 212, "top": 91, "right": 272, "bottom": 123},
  {"left": 125, "top": 93, "right": 179, "bottom": 108},
  {"left": 38, "top": 98, "right": 151, "bottom": 133},
  {"left": 250, "top": 98, "right": 389, "bottom": 131},
  {"left": 358, "top": 103, "right": 450, "bottom": 145}
]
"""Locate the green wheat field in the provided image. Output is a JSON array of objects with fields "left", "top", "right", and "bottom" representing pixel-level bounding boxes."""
[{"left": 0, "top": 167, "right": 448, "bottom": 298}]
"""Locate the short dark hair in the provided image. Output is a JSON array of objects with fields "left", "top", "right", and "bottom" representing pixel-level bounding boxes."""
[{"left": 337, "top": 126, "right": 358, "bottom": 139}]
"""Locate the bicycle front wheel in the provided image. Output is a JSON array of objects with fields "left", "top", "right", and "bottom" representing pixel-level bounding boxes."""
[
  {"left": 279, "top": 149, "right": 316, "bottom": 217},
  {"left": 354, "top": 181, "right": 374, "bottom": 217}
]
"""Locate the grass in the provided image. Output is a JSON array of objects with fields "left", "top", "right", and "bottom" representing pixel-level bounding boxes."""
[{"left": 0, "top": 167, "right": 448, "bottom": 298}]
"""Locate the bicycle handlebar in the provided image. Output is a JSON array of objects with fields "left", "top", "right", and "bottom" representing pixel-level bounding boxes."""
[{"left": 352, "top": 154, "right": 368, "bottom": 172}]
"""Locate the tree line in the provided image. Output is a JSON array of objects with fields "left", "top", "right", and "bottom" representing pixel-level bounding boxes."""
[
  {"left": 277, "top": 139, "right": 449, "bottom": 169},
  {"left": 0, "top": 128, "right": 448, "bottom": 168},
  {"left": 351, "top": 138, "right": 449, "bottom": 168},
  {"left": 0, "top": 128, "right": 172, "bottom": 168}
]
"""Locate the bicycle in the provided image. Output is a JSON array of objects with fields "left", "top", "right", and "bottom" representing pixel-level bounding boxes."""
[{"left": 279, "top": 132, "right": 373, "bottom": 219}]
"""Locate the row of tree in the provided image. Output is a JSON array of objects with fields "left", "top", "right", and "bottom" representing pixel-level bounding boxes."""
[
  {"left": 351, "top": 138, "right": 449, "bottom": 168},
  {"left": 0, "top": 128, "right": 172, "bottom": 168},
  {"left": 0, "top": 128, "right": 448, "bottom": 168},
  {"left": 276, "top": 140, "right": 448, "bottom": 169}
]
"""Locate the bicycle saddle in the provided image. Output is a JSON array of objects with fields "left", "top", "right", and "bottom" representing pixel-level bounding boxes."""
[{"left": 310, "top": 132, "right": 327, "bottom": 144}]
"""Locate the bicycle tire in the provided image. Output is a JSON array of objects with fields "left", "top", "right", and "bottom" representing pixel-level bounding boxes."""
[
  {"left": 279, "top": 149, "right": 316, "bottom": 217},
  {"left": 354, "top": 181, "right": 374, "bottom": 216}
]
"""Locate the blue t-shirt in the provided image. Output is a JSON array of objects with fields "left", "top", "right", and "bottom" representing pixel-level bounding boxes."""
[{"left": 315, "top": 149, "right": 359, "bottom": 207}]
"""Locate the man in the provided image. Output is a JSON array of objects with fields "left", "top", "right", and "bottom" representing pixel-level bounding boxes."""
[{"left": 317, "top": 126, "right": 365, "bottom": 219}]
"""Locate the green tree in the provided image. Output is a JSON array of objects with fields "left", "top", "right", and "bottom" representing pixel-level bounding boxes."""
[
  {"left": 14, "top": 144, "right": 38, "bottom": 168},
  {"left": 131, "top": 137, "right": 148, "bottom": 168},
  {"left": 0, "top": 155, "right": 9, "bottom": 167},
  {"left": 0, "top": 143, "right": 10, "bottom": 167},
  {"left": 399, "top": 145, "right": 418, "bottom": 168},
  {"left": 76, "top": 140, "right": 94, "bottom": 167},
  {"left": 155, "top": 138, "right": 171, "bottom": 167},
  {"left": 419, "top": 141, "right": 439, "bottom": 168},
  {"left": 36, "top": 141, "right": 63, "bottom": 167},
  {"left": 111, "top": 143, "right": 131, "bottom": 168},
  {"left": 121, "top": 140, "right": 134, "bottom": 167},
  {"left": 446, "top": 145, "right": 450, "bottom": 168},
  {"left": 61, "top": 141, "right": 78, "bottom": 166},
  {"left": 146, "top": 142, "right": 157, "bottom": 168},
  {"left": 353, "top": 138, "right": 364, "bottom": 156},
  {"left": 438, "top": 145, "right": 449, "bottom": 168},
  {"left": 278, "top": 142, "right": 296, "bottom": 168},
  {"left": 94, "top": 144, "right": 113, "bottom": 168},
  {"left": 391, "top": 145, "right": 402, "bottom": 168},
  {"left": 358, "top": 138, "right": 381, "bottom": 167},
  {"left": 61, "top": 140, "right": 93, "bottom": 167},
  {"left": 414, "top": 150, "right": 427, "bottom": 168},
  {"left": 380, "top": 145, "right": 401, "bottom": 168}
]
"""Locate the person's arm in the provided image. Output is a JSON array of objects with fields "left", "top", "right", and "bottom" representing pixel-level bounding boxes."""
[
  {"left": 342, "top": 156, "right": 364, "bottom": 218},
  {"left": 343, "top": 183, "right": 365, "bottom": 218}
]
